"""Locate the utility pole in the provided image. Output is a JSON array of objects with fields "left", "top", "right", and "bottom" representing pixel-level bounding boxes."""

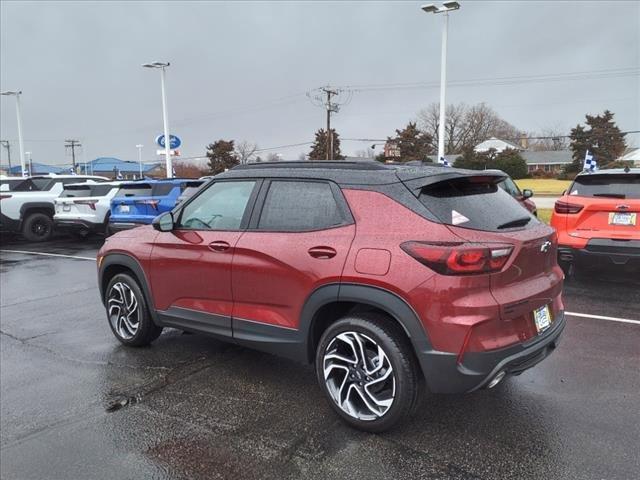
[
  {"left": 0, "top": 140, "right": 11, "bottom": 170},
  {"left": 65, "top": 139, "right": 81, "bottom": 172},
  {"left": 307, "top": 86, "right": 351, "bottom": 161},
  {"left": 322, "top": 87, "right": 338, "bottom": 160}
]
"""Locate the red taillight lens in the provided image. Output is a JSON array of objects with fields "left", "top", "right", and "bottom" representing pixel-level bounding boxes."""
[
  {"left": 554, "top": 200, "right": 583, "bottom": 214},
  {"left": 136, "top": 199, "right": 159, "bottom": 210},
  {"left": 401, "top": 241, "right": 513, "bottom": 275},
  {"left": 73, "top": 200, "right": 97, "bottom": 210}
]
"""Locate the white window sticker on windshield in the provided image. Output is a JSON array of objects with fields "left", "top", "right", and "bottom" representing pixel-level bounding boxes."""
[{"left": 452, "top": 210, "right": 470, "bottom": 225}]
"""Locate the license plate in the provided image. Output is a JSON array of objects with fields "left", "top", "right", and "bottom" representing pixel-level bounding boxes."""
[
  {"left": 609, "top": 212, "right": 636, "bottom": 226},
  {"left": 533, "top": 305, "right": 552, "bottom": 333},
  {"left": 120, "top": 205, "right": 130, "bottom": 213}
]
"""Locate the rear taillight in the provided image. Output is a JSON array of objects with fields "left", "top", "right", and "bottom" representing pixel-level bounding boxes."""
[
  {"left": 554, "top": 200, "right": 583, "bottom": 214},
  {"left": 136, "top": 199, "right": 159, "bottom": 210},
  {"left": 401, "top": 241, "right": 514, "bottom": 275},
  {"left": 74, "top": 200, "right": 98, "bottom": 210},
  {"left": 0, "top": 194, "right": 11, "bottom": 200}
]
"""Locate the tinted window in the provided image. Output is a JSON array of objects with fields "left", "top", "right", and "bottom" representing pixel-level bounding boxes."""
[
  {"left": 258, "top": 181, "right": 344, "bottom": 231},
  {"left": 179, "top": 181, "right": 256, "bottom": 230},
  {"left": 151, "top": 183, "right": 175, "bottom": 196},
  {"left": 419, "top": 177, "right": 537, "bottom": 231},
  {"left": 115, "top": 184, "right": 152, "bottom": 197},
  {"left": 569, "top": 173, "right": 640, "bottom": 199},
  {"left": 62, "top": 184, "right": 115, "bottom": 197},
  {"left": 12, "top": 178, "right": 54, "bottom": 191}
]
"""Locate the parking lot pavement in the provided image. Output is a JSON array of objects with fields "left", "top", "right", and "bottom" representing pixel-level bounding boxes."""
[{"left": 1, "top": 239, "right": 639, "bottom": 480}]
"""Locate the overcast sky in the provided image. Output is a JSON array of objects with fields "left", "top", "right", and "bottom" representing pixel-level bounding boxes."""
[{"left": 1, "top": 0, "right": 639, "bottom": 167}]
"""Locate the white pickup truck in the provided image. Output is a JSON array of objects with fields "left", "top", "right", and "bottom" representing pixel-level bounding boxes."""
[{"left": 0, "top": 175, "right": 108, "bottom": 241}]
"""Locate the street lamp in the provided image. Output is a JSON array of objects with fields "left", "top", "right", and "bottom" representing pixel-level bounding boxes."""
[
  {"left": 136, "top": 144, "right": 144, "bottom": 178},
  {"left": 1, "top": 90, "right": 27, "bottom": 176},
  {"left": 421, "top": 1, "right": 461, "bottom": 164},
  {"left": 142, "top": 61, "right": 172, "bottom": 178}
]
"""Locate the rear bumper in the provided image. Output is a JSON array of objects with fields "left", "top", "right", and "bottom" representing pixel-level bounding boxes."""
[
  {"left": 559, "top": 239, "right": 640, "bottom": 269},
  {"left": 54, "top": 218, "right": 105, "bottom": 234},
  {"left": 418, "top": 311, "right": 565, "bottom": 394}
]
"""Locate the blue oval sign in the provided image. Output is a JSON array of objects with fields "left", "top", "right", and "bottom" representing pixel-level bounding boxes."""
[{"left": 155, "top": 134, "right": 181, "bottom": 149}]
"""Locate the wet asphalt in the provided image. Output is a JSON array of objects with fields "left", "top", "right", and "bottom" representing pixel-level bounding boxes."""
[{"left": 1, "top": 236, "right": 639, "bottom": 480}]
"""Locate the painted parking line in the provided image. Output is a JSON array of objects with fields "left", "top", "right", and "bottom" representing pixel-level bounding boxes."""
[
  {"left": 0, "top": 249, "right": 95, "bottom": 261},
  {"left": 565, "top": 311, "right": 640, "bottom": 326}
]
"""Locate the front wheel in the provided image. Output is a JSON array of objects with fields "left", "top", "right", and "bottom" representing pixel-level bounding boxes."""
[
  {"left": 315, "top": 313, "right": 421, "bottom": 432},
  {"left": 105, "top": 273, "right": 162, "bottom": 346}
]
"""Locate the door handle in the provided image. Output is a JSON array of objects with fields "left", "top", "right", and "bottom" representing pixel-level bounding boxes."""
[
  {"left": 308, "top": 246, "right": 337, "bottom": 259},
  {"left": 208, "top": 241, "right": 231, "bottom": 252}
]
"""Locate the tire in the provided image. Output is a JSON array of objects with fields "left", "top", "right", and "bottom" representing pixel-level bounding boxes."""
[
  {"left": 22, "top": 213, "right": 54, "bottom": 242},
  {"left": 315, "top": 312, "right": 421, "bottom": 433},
  {"left": 559, "top": 260, "right": 574, "bottom": 279},
  {"left": 105, "top": 273, "right": 162, "bottom": 347}
]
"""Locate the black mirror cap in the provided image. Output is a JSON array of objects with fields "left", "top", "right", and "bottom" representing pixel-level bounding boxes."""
[
  {"left": 152, "top": 212, "right": 174, "bottom": 232},
  {"left": 522, "top": 189, "right": 534, "bottom": 199}
]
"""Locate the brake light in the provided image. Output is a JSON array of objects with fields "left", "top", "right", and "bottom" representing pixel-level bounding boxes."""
[
  {"left": 400, "top": 241, "right": 514, "bottom": 275},
  {"left": 0, "top": 194, "right": 11, "bottom": 200},
  {"left": 136, "top": 199, "right": 159, "bottom": 210},
  {"left": 554, "top": 200, "right": 583, "bottom": 214},
  {"left": 74, "top": 199, "right": 98, "bottom": 210}
]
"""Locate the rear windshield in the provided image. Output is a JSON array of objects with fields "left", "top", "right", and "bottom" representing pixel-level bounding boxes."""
[
  {"left": 115, "top": 184, "right": 152, "bottom": 197},
  {"left": 418, "top": 177, "right": 536, "bottom": 231},
  {"left": 151, "top": 183, "right": 176, "bottom": 196},
  {"left": 61, "top": 184, "right": 115, "bottom": 197},
  {"left": 569, "top": 173, "right": 640, "bottom": 199}
]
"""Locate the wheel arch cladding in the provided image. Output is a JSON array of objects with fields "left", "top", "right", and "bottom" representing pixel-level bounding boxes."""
[
  {"left": 20, "top": 202, "right": 55, "bottom": 218},
  {"left": 301, "top": 283, "right": 433, "bottom": 369},
  {"left": 99, "top": 253, "right": 160, "bottom": 324}
]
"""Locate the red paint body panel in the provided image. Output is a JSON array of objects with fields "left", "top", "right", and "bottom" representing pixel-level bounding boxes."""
[{"left": 231, "top": 225, "right": 355, "bottom": 328}]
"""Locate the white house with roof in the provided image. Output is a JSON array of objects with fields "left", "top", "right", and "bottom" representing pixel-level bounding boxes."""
[
  {"left": 618, "top": 148, "right": 640, "bottom": 166},
  {"left": 474, "top": 137, "right": 521, "bottom": 153}
]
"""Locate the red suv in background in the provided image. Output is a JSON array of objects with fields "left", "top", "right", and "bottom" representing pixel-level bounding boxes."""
[
  {"left": 97, "top": 162, "right": 564, "bottom": 432},
  {"left": 551, "top": 168, "right": 640, "bottom": 275}
]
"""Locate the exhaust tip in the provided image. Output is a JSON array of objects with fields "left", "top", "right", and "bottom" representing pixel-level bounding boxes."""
[{"left": 487, "top": 371, "right": 506, "bottom": 389}]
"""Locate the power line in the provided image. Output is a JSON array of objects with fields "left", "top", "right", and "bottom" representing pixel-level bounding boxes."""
[
  {"left": 307, "top": 86, "right": 354, "bottom": 160},
  {"left": 64, "top": 139, "right": 81, "bottom": 171}
]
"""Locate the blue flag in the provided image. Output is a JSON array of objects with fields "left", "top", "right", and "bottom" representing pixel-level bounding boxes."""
[{"left": 583, "top": 150, "right": 597, "bottom": 172}]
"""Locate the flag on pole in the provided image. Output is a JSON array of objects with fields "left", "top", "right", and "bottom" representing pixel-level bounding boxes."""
[
  {"left": 439, "top": 156, "right": 451, "bottom": 167},
  {"left": 583, "top": 150, "right": 597, "bottom": 172}
]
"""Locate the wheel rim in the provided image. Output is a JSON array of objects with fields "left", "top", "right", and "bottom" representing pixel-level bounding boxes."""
[
  {"left": 31, "top": 220, "right": 50, "bottom": 238},
  {"left": 323, "top": 331, "right": 396, "bottom": 421},
  {"left": 107, "top": 282, "right": 140, "bottom": 340}
]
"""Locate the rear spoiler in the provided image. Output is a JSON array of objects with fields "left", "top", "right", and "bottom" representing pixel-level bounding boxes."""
[{"left": 395, "top": 168, "right": 507, "bottom": 196}]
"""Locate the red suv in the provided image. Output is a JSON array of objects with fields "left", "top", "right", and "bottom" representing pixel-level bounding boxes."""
[{"left": 97, "top": 162, "right": 564, "bottom": 431}]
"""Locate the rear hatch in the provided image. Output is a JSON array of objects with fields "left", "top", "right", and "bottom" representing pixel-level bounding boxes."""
[
  {"left": 401, "top": 169, "right": 562, "bottom": 336},
  {"left": 560, "top": 172, "right": 640, "bottom": 240},
  {"left": 56, "top": 184, "right": 117, "bottom": 217},
  {"left": 111, "top": 183, "right": 154, "bottom": 219}
]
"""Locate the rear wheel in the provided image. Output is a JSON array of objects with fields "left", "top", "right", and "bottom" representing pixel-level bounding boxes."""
[
  {"left": 315, "top": 312, "right": 421, "bottom": 432},
  {"left": 105, "top": 273, "right": 162, "bottom": 347},
  {"left": 22, "top": 213, "right": 54, "bottom": 242}
]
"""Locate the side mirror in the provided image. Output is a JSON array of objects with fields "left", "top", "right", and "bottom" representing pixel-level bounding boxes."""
[
  {"left": 522, "top": 189, "right": 533, "bottom": 199},
  {"left": 152, "top": 212, "right": 174, "bottom": 232}
]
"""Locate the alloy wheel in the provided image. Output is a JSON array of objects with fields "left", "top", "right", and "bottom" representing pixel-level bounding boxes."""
[
  {"left": 107, "top": 282, "right": 140, "bottom": 340},
  {"left": 322, "top": 331, "right": 396, "bottom": 421}
]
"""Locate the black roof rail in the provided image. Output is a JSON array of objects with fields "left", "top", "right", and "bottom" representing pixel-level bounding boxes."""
[{"left": 233, "top": 161, "right": 390, "bottom": 171}]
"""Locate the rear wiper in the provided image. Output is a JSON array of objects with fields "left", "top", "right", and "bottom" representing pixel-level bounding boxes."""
[
  {"left": 497, "top": 217, "right": 531, "bottom": 229},
  {"left": 592, "top": 193, "right": 626, "bottom": 198}
]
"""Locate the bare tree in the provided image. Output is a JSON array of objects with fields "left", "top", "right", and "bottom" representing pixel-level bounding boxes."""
[
  {"left": 266, "top": 152, "right": 281, "bottom": 162},
  {"left": 527, "top": 126, "right": 569, "bottom": 151},
  {"left": 234, "top": 140, "right": 258, "bottom": 164},
  {"left": 355, "top": 148, "right": 374, "bottom": 159},
  {"left": 418, "top": 102, "right": 522, "bottom": 154}
]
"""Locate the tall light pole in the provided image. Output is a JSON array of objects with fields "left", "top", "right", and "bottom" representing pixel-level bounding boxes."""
[
  {"left": 142, "top": 62, "right": 172, "bottom": 178},
  {"left": 421, "top": 2, "right": 460, "bottom": 164},
  {"left": 136, "top": 144, "right": 144, "bottom": 178},
  {"left": 1, "top": 90, "right": 27, "bottom": 176}
]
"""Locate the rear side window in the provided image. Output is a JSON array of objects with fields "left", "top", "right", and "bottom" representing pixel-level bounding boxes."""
[
  {"left": 569, "top": 174, "right": 640, "bottom": 199},
  {"left": 419, "top": 178, "right": 536, "bottom": 232},
  {"left": 12, "top": 178, "right": 54, "bottom": 191},
  {"left": 151, "top": 183, "right": 175, "bottom": 196},
  {"left": 115, "top": 184, "right": 152, "bottom": 197},
  {"left": 258, "top": 180, "right": 345, "bottom": 232}
]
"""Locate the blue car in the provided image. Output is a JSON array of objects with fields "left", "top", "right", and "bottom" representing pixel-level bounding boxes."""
[{"left": 108, "top": 179, "right": 204, "bottom": 234}]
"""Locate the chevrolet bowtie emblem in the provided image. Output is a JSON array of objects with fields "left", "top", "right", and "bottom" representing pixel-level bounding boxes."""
[{"left": 540, "top": 241, "right": 552, "bottom": 253}]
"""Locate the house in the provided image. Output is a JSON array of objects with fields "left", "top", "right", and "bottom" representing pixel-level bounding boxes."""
[
  {"left": 521, "top": 151, "right": 573, "bottom": 173},
  {"left": 474, "top": 137, "right": 521, "bottom": 153},
  {"left": 79, "top": 157, "right": 160, "bottom": 179},
  {"left": 4, "top": 162, "right": 68, "bottom": 175},
  {"left": 618, "top": 148, "right": 640, "bottom": 166}
]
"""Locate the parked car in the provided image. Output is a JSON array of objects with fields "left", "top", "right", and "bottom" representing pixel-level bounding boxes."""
[
  {"left": 54, "top": 181, "right": 123, "bottom": 238},
  {"left": 0, "top": 175, "right": 108, "bottom": 241},
  {"left": 108, "top": 179, "right": 204, "bottom": 234},
  {"left": 497, "top": 175, "right": 537, "bottom": 216},
  {"left": 551, "top": 167, "right": 639, "bottom": 275},
  {"left": 97, "top": 161, "right": 564, "bottom": 432}
]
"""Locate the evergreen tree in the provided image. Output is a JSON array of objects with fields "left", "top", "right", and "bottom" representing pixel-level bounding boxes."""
[
  {"left": 308, "top": 128, "right": 345, "bottom": 160},
  {"left": 206, "top": 140, "right": 238, "bottom": 174},
  {"left": 391, "top": 122, "right": 433, "bottom": 162},
  {"left": 567, "top": 110, "right": 626, "bottom": 173}
]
